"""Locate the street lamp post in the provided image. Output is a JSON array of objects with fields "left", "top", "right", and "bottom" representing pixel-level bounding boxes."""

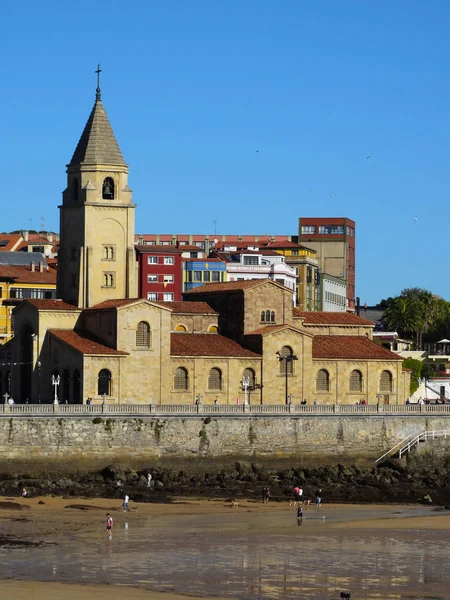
[
  {"left": 241, "top": 375, "right": 250, "bottom": 405},
  {"left": 52, "top": 374, "right": 60, "bottom": 405},
  {"left": 37, "top": 361, "right": 41, "bottom": 404},
  {"left": 276, "top": 351, "right": 298, "bottom": 405}
]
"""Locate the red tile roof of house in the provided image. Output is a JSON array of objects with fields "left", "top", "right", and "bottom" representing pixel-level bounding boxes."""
[
  {"left": 312, "top": 336, "right": 402, "bottom": 360},
  {"left": 156, "top": 301, "right": 217, "bottom": 314},
  {"left": 0, "top": 265, "right": 56, "bottom": 284},
  {"left": 135, "top": 245, "right": 182, "bottom": 254},
  {"left": 184, "top": 280, "right": 283, "bottom": 294},
  {"left": 23, "top": 299, "right": 78, "bottom": 311},
  {"left": 86, "top": 298, "right": 143, "bottom": 310},
  {"left": 49, "top": 330, "right": 128, "bottom": 356},
  {"left": 0, "top": 235, "right": 23, "bottom": 251},
  {"left": 171, "top": 333, "right": 261, "bottom": 357},
  {"left": 294, "top": 310, "right": 374, "bottom": 326}
]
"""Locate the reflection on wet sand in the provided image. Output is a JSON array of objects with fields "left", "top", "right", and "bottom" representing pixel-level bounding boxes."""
[{"left": 0, "top": 501, "right": 449, "bottom": 600}]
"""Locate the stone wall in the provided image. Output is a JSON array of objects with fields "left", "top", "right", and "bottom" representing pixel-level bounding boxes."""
[{"left": 0, "top": 414, "right": 449, "bottom": 472}]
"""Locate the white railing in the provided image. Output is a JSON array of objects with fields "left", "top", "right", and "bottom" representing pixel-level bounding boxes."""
[
  {"left": 376, "top": 429, "right": 450, "bottom": 463},
  {"left": 1, "top": 403, "right": 450, "bottom": 417}
]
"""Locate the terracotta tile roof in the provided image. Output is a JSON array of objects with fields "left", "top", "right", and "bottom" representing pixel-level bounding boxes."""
[
  {"left": 135, "top": 245, "right": 182, "bottom": 254},
  {"left": 156, "top": 301, "right": 217, "bottom": 314},
  {"left": 294, "top": 310, "right": 374, "bottom": 326},
  {"left": 184, "top": 280, "right": 271, "bottom": 294},
  {"left": 86, "top": 298, "right": 142, "bottom": 310},
  {"left": 0, "top": 235, "right": 23, "bottom": 251},
  {"left": 171, "top": 333, "right": 261, "bottom": 357},
  {"left": 313, "top": 336, "right": 402, "bottom": 360},
  {"left": 49, "top": 330, "right": 128, "bottom": 356},
  {"left": 0, "top": 265, "right": 56, "bottom": 284},
  {"left": 23, "top": 299, "right": 78, "bottom": 311}
]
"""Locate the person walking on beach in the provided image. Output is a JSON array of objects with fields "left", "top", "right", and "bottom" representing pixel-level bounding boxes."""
[
  {"left": 106, "top": 513, "right": 113, "bottom": 539},
  {"left": 315, "top": 488, "right": 322, "bottom": 506},
  {"left": 123, "top": 494, "right": 130, "bottom": 511},
  {"left": 147, "top": 473, "right": 152, "bottom": 488},
  {"left": 297, "top": 504, "right": 303, "bottom": 525},
  {"left": 262, "top": 486, "right": 270, "bottom": 504}
]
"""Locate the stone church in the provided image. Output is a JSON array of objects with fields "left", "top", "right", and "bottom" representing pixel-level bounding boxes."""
[{"left": 0, "top": 83, "right": 409, "bottom": 405}]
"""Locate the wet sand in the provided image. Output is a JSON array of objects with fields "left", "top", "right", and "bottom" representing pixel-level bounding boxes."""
[
  {"left": 0, "top": 496, "right": 449, "bottom": 599},
  {"left": 0, "top": 580, "right": 229, "bottom": 600}
]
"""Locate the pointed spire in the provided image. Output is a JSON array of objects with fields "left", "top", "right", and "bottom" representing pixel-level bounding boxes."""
[{"left": 68, "top": 65, "right": 126, "bottom": 167}]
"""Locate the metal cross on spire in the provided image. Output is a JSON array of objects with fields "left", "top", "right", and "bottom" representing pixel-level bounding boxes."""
[{"left": 95, "top": 63, "right": 102, "bottom": 100}]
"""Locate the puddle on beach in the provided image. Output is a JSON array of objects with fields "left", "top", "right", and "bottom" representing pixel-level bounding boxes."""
[{"left": 0, "top": 506, "right": 449, "bottom": 600}]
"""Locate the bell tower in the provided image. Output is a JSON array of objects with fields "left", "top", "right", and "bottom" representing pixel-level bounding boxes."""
[{"left": 57, "top": 66, "right": 137, "bottom": 308}]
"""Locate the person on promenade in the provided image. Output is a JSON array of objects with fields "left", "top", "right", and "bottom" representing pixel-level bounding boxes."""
[
  {"left": 315, "top": 488, "right": 322, "bottom": 506},
  {"left": 123, "top": 494, "right": 130, "bottom": 511},
  {"left": 106, "top": 513, "right": 113, "bottom": 539},
  {"left": 147, "top": 473, "right": 152, "bottom": 488}
]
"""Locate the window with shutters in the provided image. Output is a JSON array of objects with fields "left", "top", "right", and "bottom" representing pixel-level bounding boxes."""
[
  {"left": 136, "top": 321, "right": 151, "bottom": 348},
  {"left": 349, "top": 370, "right": 363, "bottom": 392},
  {"left": 379, "top": 370, "right": 393, "bottom": 392},
  {"left": 316, "top": 369, "right": 330, "bottom": 391},
  {"left": 174, "top": 367, "right": 188, "bottom": 390},
  {"left": 208, "top": 368, "right": 222, "bottom": 390}
]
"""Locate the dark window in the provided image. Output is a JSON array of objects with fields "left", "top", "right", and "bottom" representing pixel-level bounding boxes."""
[
  {"left": 190, "top": 252, "right": 198, "bottom": 258},
  {"left": 270, "top": 311, "right": 275, "bottom": 323},
  {"left": 279, "top": 346, "right": 294, "bottom": 375},
  {"left": 261, "top": 311, "right": 265, "bottom": 322},
  {"left": 102, "top": 177, "right": 115, "bottom": 200},
  {"left": 307, "top": 266, "right": 312, "bottom": 283},
  {"left": 211, "top": 271, "right": 220, "bottom": 282},
  {"left": 203, "top": 271, "right": 211, "bottom": 282},
  {"left": 243, "top": 256, "right": 259, "bottom": 265},
  {"left": 98, "top": 369, "right": 112, "bottom": 396}
]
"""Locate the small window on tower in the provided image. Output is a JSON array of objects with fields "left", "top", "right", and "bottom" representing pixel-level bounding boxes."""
[{"left": 102, "top": 177, "right": 115, "bottom": 200}]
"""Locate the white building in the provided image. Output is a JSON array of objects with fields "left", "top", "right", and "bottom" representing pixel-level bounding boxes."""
[
  {"left": 321, "top": 273, "right": 347, "bottom": 312},
  {"left": 214, "top": 250, "right": 297, "bottom": 303}
]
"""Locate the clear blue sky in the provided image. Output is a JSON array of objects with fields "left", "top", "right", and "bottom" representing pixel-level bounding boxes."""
[{"left": 1, "top": 1, "right": 449, "bottom": 304}]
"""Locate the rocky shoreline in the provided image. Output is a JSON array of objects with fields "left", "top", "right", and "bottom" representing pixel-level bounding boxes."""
[{"left": 1, "top": 454, "right": 449, "bottom": 506}]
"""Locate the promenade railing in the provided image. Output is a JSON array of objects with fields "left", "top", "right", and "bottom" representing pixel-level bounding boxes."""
[{"left": 1, "top": 403, "right": 450, "bottom": 416}]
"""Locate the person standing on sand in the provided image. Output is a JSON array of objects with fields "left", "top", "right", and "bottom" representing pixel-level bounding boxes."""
[
  {"left": 315, "top": 488, "right": 322, "bottom": 506},
  {"left": 106, "top": 513, "right": 113, "bottom": 539},
  {"left": 147, "top": 473, "right": 152, "bottom": 488},
  {"left": 123, "top": 494, "right": 130, "bottom": 511},
  {"left": 297, "top": 504, "right": 303, "bottom": 525}
]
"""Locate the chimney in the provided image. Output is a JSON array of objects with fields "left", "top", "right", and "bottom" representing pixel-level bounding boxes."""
[
  {"left": 47, "top": 232, "right": 53, "bottom": 243},
  {"left": 30, "top": 262, "right": 35, "bottom": 272},
  {"left": 39, "top": 262, "right": 44, "bottom": 273},
  {"left": 23, "top": 230, "right": 29, "bottom": 242}
]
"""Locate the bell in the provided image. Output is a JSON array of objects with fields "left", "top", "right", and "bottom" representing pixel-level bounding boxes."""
[{"left": 103, "top": 182, "right": 112, "bottom": 196}]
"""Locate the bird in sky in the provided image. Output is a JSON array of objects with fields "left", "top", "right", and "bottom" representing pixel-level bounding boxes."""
[
  {"left": 309, "top": 189, "right": 314, "bottom": 192},
  {"left": 330, "top": 193, "right": 336, "bottom": 197},
  {"left": 350, "top": 193, "right": 356, "bottom": 196},
  {"left": 366, "top": 155, "right": 372, "bottom": 159},
  {"left": 256, "top": 150, "right": 259, "bottom": 153},
  {"left": 414, "top": 216, "right": 419, "bottom": 221}
]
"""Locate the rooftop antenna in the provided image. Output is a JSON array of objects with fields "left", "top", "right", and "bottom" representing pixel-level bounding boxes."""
[
  {"left": 40, "top": 217, "right": 45, "bottom": 231},
  {"left": 213, "top": 220, "right": 217, "bottom": 236},
  {"left": 95, "top": 63, "right": 102, "bottom": 100}
]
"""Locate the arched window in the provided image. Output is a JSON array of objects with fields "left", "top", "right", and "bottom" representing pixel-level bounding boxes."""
[
  {"left": 279, "top": 346, "right": 294, "bottom": 375},
  {"left": 175, "top": 324, "right": 187, "bottom": 332},
  {"left": 102, "top": 177, "right": 115, "bottom": 200},
  {"left": 243, "top": 368, "right": 255, "bottom": 387},
  {"left": 208, "top": 325, "right": 218, "bottom": 333},
  {"left": 261, "top": 311, "right": 265, "bottom": 322},
  {"left": 72, "top": 178, "right": 79, "bottom": 202},
  {"left": 270, "top": 311, "right": 275, "bottom": 323},
  {"left": 349, "top": 370, "right": 363, "bottom": 392},
  {"left": 108, "top": 273, "right": 114, "bottom": 287},
  {"left": 316, "top": 369, "right": 330, "bottom": 392},
  {"left": 266, "top": 310, "right": 271, "bottom": 322},
  {"left": 174, "top": 367, "right": 188, "bottom": 390},
  {"left": 380, "top": 370, "right": 393, "bottom": 392},
  {"left": 208, "top": 368, "right": 222, "bottom": 390},
  {"left": 98, "top": 369, "right": 112, "bottom": 396},
  {"left": 136, "top": 321, "right": 151, "bottom": 347}
]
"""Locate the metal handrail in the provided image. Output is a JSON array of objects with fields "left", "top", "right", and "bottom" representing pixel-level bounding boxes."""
[{"left": 376, "top": 429, "right": 450, "bottom": 462}]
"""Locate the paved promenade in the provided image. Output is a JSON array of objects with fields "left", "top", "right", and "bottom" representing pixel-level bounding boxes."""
[{"left": 1, "top": 403, "right": 449, "bottom": 417}]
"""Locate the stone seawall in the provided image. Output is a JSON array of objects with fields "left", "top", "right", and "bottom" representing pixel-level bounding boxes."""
[{"left": 0, "top": 414, "right": 449, "bottom": 472}]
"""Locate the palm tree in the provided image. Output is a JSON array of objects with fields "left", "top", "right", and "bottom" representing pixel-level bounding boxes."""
[{"left": 383, "top": 297, "right": 421, "bottom": 339}]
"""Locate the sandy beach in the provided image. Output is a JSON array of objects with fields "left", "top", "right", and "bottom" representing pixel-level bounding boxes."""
[{"left": 0, "top": 495, "right": 449, "bottom": 599}]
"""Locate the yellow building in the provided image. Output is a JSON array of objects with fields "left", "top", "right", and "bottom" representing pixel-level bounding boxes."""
[
  {"left": 0, "top": 77, "right": 409, "bottom": 406},
  {"left": 0, "top": 263, "right": 56, "bottom": 344},
  {"left": 263, "top": 241, "right": 320, "bottom": 311}
]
